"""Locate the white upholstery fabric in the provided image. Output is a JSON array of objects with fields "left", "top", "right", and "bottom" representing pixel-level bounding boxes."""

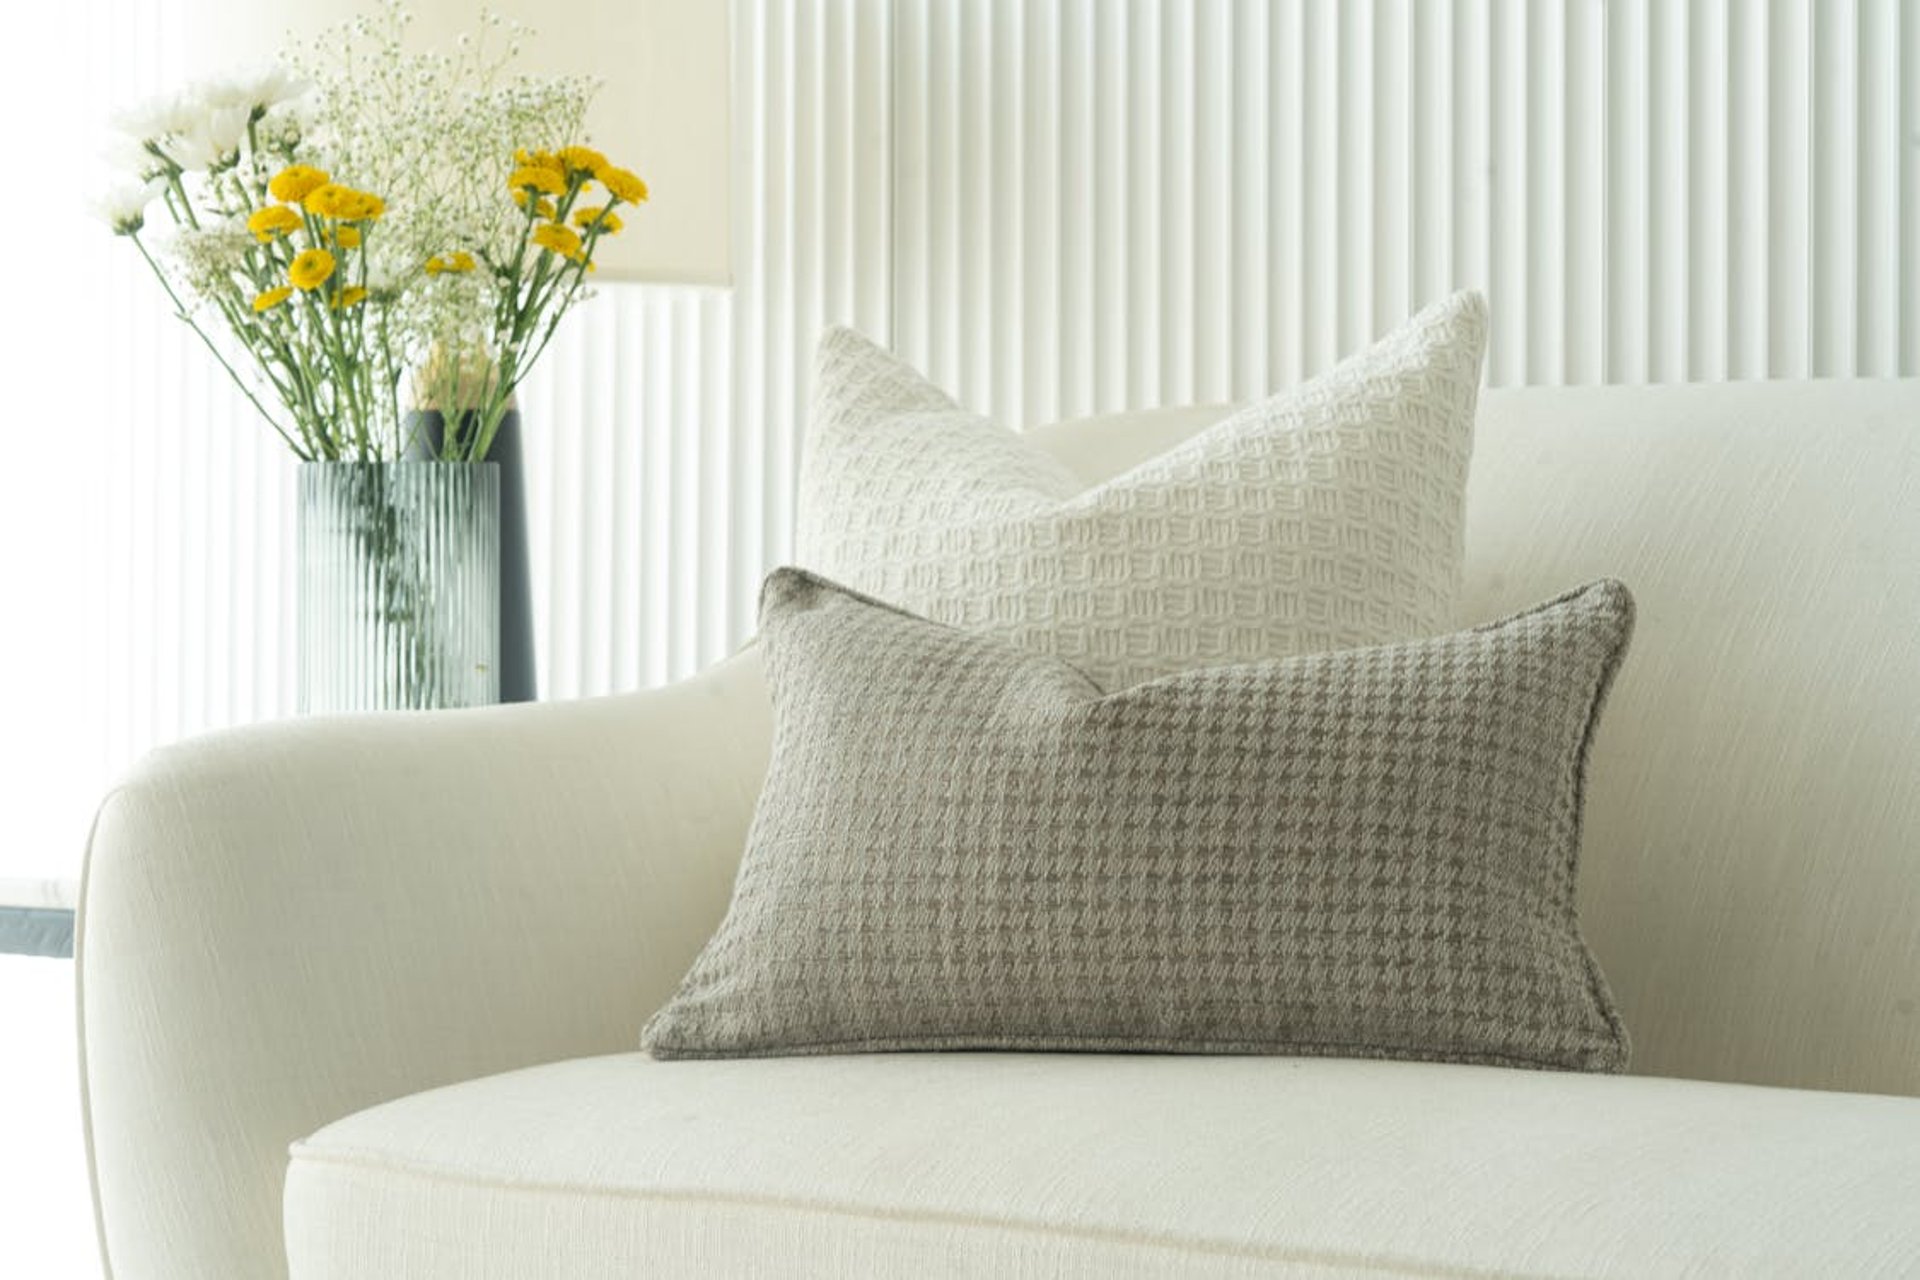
[
  {"left": 286, "top": 1053, "right": 1920, "bottom": 1279},
  {"left": 79, "top": 653, "right": 771, "bottom": 1280},
  {"left": 83, "top": 380, "right": 1920, "bottom": 1280},
  {"left": 797, "top": 294, "right": 1486, "bottom": 688}
]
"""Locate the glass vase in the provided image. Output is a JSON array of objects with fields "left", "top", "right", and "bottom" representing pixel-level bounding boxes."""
[
  {"left": 298, "top": 462, "right": 501, "bottom": 713},
  {"left": 406, "top": 409, "right": 536, "bottom": 702}
]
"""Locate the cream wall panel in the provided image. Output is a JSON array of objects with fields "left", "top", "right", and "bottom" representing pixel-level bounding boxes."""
[
  {"left": 872, "top": 0, "right": 1920, "bottom": 428},
  {"left": 731, "top": 0, "right": 893, "bottom": 636},
  {"left": 515, "top": 287, "right": 736, "bottom": 700}
]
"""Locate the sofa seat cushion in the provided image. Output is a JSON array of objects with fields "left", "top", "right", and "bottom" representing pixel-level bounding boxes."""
[{"left": 284, "top": 1053, "right": 1920, "bottom": 1279}]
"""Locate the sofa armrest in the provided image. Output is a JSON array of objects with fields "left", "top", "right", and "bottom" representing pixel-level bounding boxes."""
[{"left": 78, "top": 649, "right": 770, "bottom": 1280}]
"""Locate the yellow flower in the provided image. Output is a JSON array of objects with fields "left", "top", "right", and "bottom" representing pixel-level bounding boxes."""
[
  {"left": 571, "top": 205, "right": 622, "bottom": 233},
  {"left": 426, "top": 250, "right": 478, "bottom": 277},
  {"left": 331, "top": 285, "right": 369, "bottom": 309},
  {"left": 252, "top": 285, "right": 293, "bottom": 312},
  {"left": 289, "top": 248, "right": 336, "bottom": 291},
  {"left": 303, "top": 183, "right": 386, "bottom": 221},
  {"left": 246, "top": 205, "right": 301, "bottom": 241},
  {"left": 596, "top": 165, "right": 648, "bottom": 204},
  {"left": 514, "top": 148, "right": 566, "bottom": 176},
  {"left": 268, "top": 164, "right": 329, "bottom": 203},
  {"left": 508, "top": 165, "right": 566, "bottom": 197},
  {"left": 333, "top": 225, "right": 362, "bottom": 248},
  {"left": 512, "top": 190, "right": 557, "bottom": 218},
  {"left": 531, "top": 222, "right": 583, "bottom": 260},
  {"left": 557, "top": 145, "right": 607, "bottom": 175}
]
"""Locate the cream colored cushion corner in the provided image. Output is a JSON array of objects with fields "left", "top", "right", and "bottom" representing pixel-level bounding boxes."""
[
  {"left": 796, "top": 292, "right": 1487, "bottom": 689},
  {"left": 286, "top": 1052, "right": 1920, "bottom": 1279}
]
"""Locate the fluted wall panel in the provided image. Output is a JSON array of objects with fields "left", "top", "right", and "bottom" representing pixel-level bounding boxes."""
[
  {"left": 731, "top": 0, "right": 893, "bottom": 639},
  {"left": 875, "top": 0, "right": 1920, "bottom": 427},
  {"left": 515, "top": 287, "right": 736, "bottom": 700}
]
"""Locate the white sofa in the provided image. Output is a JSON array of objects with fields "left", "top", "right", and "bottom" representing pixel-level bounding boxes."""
[{"left": 80, "top": 380, "right": 1920, "bottom": 1278}]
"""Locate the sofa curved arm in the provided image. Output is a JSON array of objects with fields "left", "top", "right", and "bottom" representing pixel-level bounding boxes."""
[{"left": 78, "top": 650, "right": 771, "bottom": 1280}]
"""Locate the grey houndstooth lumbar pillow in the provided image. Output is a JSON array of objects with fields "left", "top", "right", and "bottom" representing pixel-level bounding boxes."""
[{"left": 644, "top": 569, "right": 1634, "bottom": 1071}]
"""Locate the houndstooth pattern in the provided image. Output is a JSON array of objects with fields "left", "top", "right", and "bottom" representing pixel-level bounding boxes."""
[
  {"left": 643, "top": 568, "right": 1635, "bottom": 1071},
  {"left": 795, "top": 292, "right": 1488, "bottom": 689}
]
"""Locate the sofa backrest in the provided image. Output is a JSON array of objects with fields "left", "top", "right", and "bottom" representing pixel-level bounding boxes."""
[{"left": 1026, "top": 380, "right": 1920, "bottom": 1097}]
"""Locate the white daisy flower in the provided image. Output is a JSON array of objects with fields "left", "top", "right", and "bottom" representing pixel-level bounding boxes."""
[
  {"left": 100, "top": 133, "right": 170, "bottom": 181},
  {"left": 91, "top": 176, "right": 166, "bottom": 236},
  {"left": 173, "top": 103, "right": 253, "bottom": 171},
  {"left": 109, "top": 89, "right": 202, "bottom": 144},
  {"left": 204, "top": 64, "right": 310, "bottom": 116}
]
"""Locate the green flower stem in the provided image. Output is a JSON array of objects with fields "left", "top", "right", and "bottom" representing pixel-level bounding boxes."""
[{"left": 130, "top": 234, "right": 308, "bottom": 459}]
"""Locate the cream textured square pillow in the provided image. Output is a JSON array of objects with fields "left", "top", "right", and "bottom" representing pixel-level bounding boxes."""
[
  {"left": 797, "top": 291, "right": 1488, "bottom": 688},
  {"left": 643, "top": 568, "right": 1634, "bottom": 1071}
]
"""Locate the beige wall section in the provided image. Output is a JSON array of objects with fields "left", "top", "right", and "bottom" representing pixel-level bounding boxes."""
[{"left": 168, "top": 0, "right": 731, "bottom": 284}]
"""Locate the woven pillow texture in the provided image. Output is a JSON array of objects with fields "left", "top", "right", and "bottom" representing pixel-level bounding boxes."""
[
  {"left": 644, "top": 568, "right": 1635, "bottom": 1072},
  {"left": 795, "top": 290, "right": 1488, "bottom": 689}
]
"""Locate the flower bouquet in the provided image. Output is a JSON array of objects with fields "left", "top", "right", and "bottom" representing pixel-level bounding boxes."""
[{"left": 100, "top": 5, "right": 647, "bottom": 710}]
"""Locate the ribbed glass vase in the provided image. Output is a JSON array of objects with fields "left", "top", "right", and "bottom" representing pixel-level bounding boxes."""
[{"left": 297, "top": 462, "right": 501, "bottom": 713}]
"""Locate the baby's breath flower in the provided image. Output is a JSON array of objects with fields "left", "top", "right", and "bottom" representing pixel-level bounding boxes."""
[
  {"left": 255, "top": 103, "right": 308, "bottom": 156},
  {"left": 166, "top": 218, "right": 256, "bottom": 295}
]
